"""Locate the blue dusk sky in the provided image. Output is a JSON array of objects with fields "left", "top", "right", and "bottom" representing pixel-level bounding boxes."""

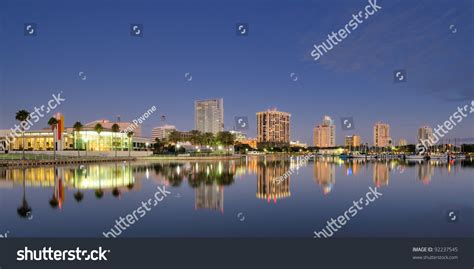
[{"left": 0, "top": 0, "right": 473, "bottom": 145}]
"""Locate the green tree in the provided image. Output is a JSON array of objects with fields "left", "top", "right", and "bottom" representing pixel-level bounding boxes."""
[
  {"left": 94, "top": 123, "right": 103, "bottom": 151},
  {"left": 168, "top": 130, "right": 181, "bottom": 144},
  {"left": 217, "top": 131, "right": 236, "bottom": 155},
  {"left": 47, "top": 117, "right": 59, "bottom": 160},
  {"left": 154, "top": 138, "right": 165, "bottom": 154},
  {"left": 202, "top": 132, "right": 215, "bottom": 147},
  {"left": 15, "top": 110, "right": 30, "bottom": 160},
  {"left": 189, "top": 130, "right": 202, "bottom": 147},
  {"left": 73, "top": 121, "right": 83, "bottom": 157},
  {"left": 111, "top": 123, "right": 120, "bottom": 157}
]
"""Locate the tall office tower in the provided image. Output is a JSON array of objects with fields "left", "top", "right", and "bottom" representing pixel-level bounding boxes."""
[
  {"left": 313, "top": 115, "right": 336, "bottom": 147},
  {"left": 152, "top": 125, "right": 176, "bottom": 141},
  {"left": 256, "top": 108, "right": 291, "bottom": 147},
  {"left": 417, "top": 126, "right": 433, "bottom": 143},
  {"left": 373, "top": 122, "right": 391, "bottom": 147},
  {"left": 195, "top": 98, "right": 224, "bottom": 134}
]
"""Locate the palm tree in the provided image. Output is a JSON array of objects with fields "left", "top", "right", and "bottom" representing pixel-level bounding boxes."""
[
  {"left": 202, "top": 132, "right": 215, "bottom": 147},
  {"left": 168, "top": 130, "right": 181, "bottom": 144},
  {"left": 17, "top": 171, "right": 32, "bottom": 218},
  {"left": 94, "top": 123, "right": 103, "bottom": 151},
  {"left": 49, "top": 166, "right": 60, "bottom": 208},
  {"left": 74, "top": 191, "right": 84, "bottom": 202},
  {"left": 15, "top": 110, "right": 30, "bottom": 160},
  {"left": 154, "top": 138, "right": 165, "bottom": 154},
  {"left": 111, "top": 123, "right": 120, "bottom": 157},
  {"left": 73, "top": 122, "right": 83, "bottom": 157},
  {"left": 95, "top": 189, "right": 104, "bottom": 199},
  {"left": 217, "top": 131, "right": 236, "bottom": 155},
  {"left": 47, "top": 117, "right": 59, "bottom": 160},
  {"left": 127, "top": 131, "right": 134, "bottom": 157},
  {"left": 189, "top": 130, "right": 202, "bottom": 147}
]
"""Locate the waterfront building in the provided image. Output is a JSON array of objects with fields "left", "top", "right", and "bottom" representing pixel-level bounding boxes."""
[
  {"left": 290, "top": 140, "right": 308, "bottom": 148},
  {"left": 373, "top": 122, "right": 391, "bottom": 147},
  {"left": 239, "top": 138, "right": 257, "bottom": 149},
  {"left": 229, "top": 130, "right": 246, "bottom": 141},
  {"left": 313, "top": 116, "right": 336, "bottom": 148},
  {"left": 418, "top": 126, "right": 433, "bottom": 143},
  {"left": 344, "top": 135, "right": 361, "bottom": 148},
  {"left": 398, "top": 138, "right": 408, "bottom": 146},
  {"left": 195, "top": 98, "right": 224, "bottom": 134},
  {"left": 256, "top": 108, "right": 291, "bottom": 148},
  {"left": 152, "top": 125, "right": 176, "bottom": 141},
  {"left": 0, "top": 117, "right": 150, "bottom": 152}
]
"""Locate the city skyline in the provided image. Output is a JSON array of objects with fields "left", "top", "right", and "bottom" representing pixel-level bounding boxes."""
[{"left": 1, "top": 0, "right": 473, "bottom": 145}]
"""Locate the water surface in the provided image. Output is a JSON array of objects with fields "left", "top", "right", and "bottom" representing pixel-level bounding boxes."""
[{"left": 0, "top": 156, "right": 472, "bottom": 237}]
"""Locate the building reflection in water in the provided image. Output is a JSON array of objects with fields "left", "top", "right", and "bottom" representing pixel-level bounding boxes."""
[
  {"left": 313, "top": 160, "right": 335, "bottom": 195},
  {"left": 373, "top": 162, "right": 390, "bottom": 187},
  {"left": 417, "top": 162, "right": 434, "bottom": 185},
  {"left": 344, "top": 160, "right": 361, "bottom": 176},
  {"left": 150, "top": 161, "right": 235, "bottom": 212},
  {"left": 256, "top": 159, "right": 291, "bottom": 203},
  {"left": 195, "top": 183, "right": 224, "bottom": 212},
  {"left": 4, "top": 163, "right": 136, "bottom": 190}
]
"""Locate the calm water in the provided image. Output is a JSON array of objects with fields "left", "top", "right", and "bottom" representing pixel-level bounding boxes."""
[{"left": 0, "top": 156, "right": 473, "bottom": 237}]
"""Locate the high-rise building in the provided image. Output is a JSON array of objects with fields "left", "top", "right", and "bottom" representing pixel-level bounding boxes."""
[
  {"left": 344, "top": 135, "right": 361, "bottom": 148},
  {"left": 398, "top": 138, "right": 408, "bottom": 146},
  {"left": 152, "top": 125, "right": 176, "bottom": 141},
  {"left": 417, "top": 126, "right": 433, "bottom": 143},
  {"left": 373, "top": 122, "right": 391, "bottom": 147},
  {"left": 313, "top": 116, "right": 336, "bottom": 148},
  {"left": 256, "top": 108, "right": 291, "bottom": 147},
  {"left": 195, "top": 98, "right": 224, "bottom": 134}
]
